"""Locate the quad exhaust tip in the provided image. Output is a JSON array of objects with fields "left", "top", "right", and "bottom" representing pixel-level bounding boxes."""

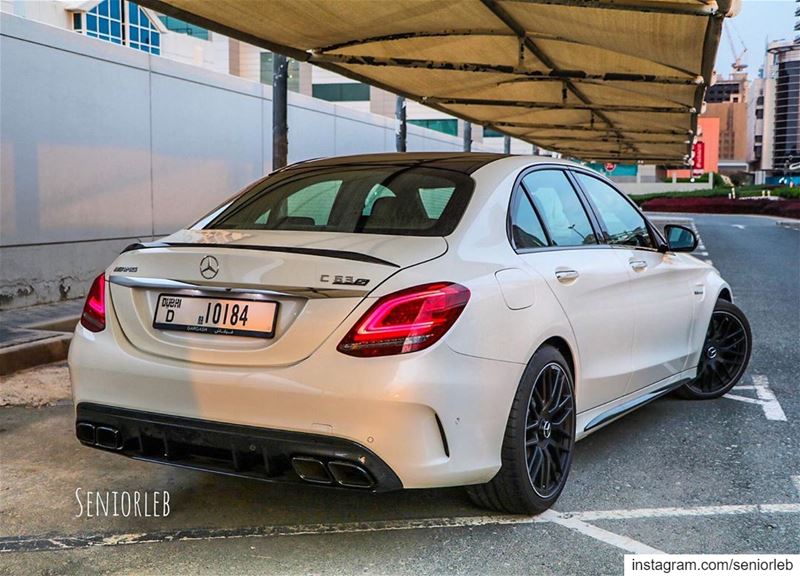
[
  {"left": 76, "top": 422, "right": 96, "bottom": 444},
  {"left": 327, "top": 461, "right": 374, "bottom": 488},
  {"left": 291, "top": 456, "right": 375, "bottom": 489},
  {"left": 76, "top": 422, "right": 121, "bottom": 450},
  {"left": 291, "top": 456, "right": 333, "bottom": 484}
]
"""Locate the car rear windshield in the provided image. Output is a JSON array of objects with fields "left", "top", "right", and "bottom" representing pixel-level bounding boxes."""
[{"left": 205, "top": 165, "right": 474, "bottom": 236}]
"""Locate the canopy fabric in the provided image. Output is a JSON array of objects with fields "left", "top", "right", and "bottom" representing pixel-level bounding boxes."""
[{"left": 139, "top": 0, "right": 740, "bottom": 165}]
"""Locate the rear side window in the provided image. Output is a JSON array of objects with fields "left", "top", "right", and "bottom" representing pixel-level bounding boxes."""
[
  {"left": 522, "top": 171, "right": 597, "bottom": 247},
  {"left": 208, "top": 166, "right": 473, "bottom": 236},
  {"left": 509, "top": 190, "right": 548, "bottom": 249}
]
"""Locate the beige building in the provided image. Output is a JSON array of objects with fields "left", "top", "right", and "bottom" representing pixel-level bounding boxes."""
[{"left": 702, "top": 72, "right": 749, "bottom": 169}]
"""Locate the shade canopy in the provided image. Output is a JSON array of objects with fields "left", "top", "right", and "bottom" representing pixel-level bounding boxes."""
[{"left": 139, "top": 0, "right": 740, "bottom": 165}]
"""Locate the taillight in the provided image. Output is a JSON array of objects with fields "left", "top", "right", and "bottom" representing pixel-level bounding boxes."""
[
  {"left": 80, "top": 273, "right": 106, "bottom": 332},
  {"left": 337, "top": 282, "right": 470, "bottom": 357}
]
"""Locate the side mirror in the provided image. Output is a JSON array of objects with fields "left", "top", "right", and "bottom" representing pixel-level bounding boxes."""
[{"left": 664, "top": 224, "right": 697, "bottom": 252}]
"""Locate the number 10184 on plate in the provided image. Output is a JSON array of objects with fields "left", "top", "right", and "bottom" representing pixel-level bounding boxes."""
[{"left": 153, "top": 294, "right": 278, "bottom": 338}]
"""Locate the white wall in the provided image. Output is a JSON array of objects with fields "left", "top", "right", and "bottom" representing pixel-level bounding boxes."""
[
  {"left": 0, "top": 13, "right": 489, "bottom": 309},
  {"left": 0, "top": 0, "right": 70, "bottom": 28},
  {"left": 160, "top": 29, "right": 230, "bottom": 75}
]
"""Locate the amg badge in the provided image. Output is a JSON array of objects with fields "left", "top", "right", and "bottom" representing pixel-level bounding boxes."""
[{"left": 320, "top": 274, "right": 370, "bottom": 286}]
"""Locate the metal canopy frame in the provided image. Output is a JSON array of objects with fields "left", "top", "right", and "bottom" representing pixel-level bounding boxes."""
[
  {"left": 135, "top": 0, "right": 738, "bottom": 166},
  {"left": 308, "top": 53, "right": 700, "bottom": 87}
]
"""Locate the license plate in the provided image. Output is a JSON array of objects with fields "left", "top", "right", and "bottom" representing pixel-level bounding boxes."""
[{"left": 153, "top": 294, "right": 278, "bottom": 338}]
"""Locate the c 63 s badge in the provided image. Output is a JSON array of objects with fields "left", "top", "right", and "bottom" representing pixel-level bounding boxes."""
[{"left": 320, "top": 274, "right": 370, "bottom": 286}]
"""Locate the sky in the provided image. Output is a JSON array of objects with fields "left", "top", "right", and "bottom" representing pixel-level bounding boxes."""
[{"left": 714, "top": 0, "right": 797, "bottom": 76}]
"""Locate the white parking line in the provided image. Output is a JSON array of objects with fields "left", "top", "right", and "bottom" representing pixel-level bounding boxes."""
[
  {"left": 724, "top": 394, "right": 764, "bottom": 406},
  {"left": 725, "top": 375, "right": 787, "bottom": 421},
  {"left": 541, "top": 510, "right": 664, "bottom": 554},
  {"left": 4, "top": 499, "right": 799, "bottom": 555},
  {"left": 572, "top": 503, "right": 800, "bottom": 522},
  {"left": 752, "top": 375, "right": 787, "bottom": 421}
]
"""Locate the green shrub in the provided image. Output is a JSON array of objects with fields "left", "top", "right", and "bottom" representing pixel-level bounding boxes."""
[{"left": 630, "top": 185, "right": 800, "bottom": 205}]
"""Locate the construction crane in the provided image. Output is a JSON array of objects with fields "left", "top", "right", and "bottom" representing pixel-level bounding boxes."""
[{"left": 724, "top": 22, "right": 748, "bottom": 72}]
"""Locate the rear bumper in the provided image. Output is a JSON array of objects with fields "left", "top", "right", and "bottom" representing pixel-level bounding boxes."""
[
  {"left": 76, "top": 403, "right": 402, "bottom": 492},
  {"left": 69, "top": 307, "right": 526, "bottom": 488}
]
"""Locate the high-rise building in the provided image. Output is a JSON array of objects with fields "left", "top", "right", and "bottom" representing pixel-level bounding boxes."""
[{"left": 750, "top": 38, "right": 800, "bottom": 185}]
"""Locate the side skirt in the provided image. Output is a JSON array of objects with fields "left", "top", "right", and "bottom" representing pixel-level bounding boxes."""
[{"left": 575, "top": 368, "right": 696, "bottom": 440}]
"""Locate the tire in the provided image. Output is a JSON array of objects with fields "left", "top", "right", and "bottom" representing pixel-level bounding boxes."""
[
  {"left": 676, "top": 299, "right": 752, "bottom": 400},
  {"left": 466, "top": 345, "right": 576, "bottom": 514}
]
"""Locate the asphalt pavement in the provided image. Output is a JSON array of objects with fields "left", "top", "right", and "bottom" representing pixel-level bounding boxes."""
[{"left": 1, "top": 213, "right": 798, "bottom": 575}]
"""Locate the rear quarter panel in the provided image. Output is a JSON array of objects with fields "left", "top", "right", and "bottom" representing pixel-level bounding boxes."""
[{"left": 686, "top": 256, "right": 732, "bottom": 369}]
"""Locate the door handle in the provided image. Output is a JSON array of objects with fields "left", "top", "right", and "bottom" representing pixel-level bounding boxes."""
[
  {"left": 629, "top": 259, "right": 648, "bottom": 272},
  {"left": 555, "top": 269, "right": 579, "bottom": 283}
]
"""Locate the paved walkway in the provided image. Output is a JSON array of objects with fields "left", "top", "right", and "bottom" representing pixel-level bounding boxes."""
[{"left": 0, "top": 299, "right": 83, "bottom": 349}]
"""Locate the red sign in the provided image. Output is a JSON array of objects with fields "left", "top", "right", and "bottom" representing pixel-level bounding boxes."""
[
  {"left": 692, "top": 141, "right": 705, "bottom": 171},
  {"left": 604, "top": 162, "right": 617, "bottom": 173}
]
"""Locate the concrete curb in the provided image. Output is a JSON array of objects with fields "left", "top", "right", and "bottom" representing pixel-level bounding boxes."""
[
  {"left": 777, "top": 220, "right": 800, "bottom": 231},
  {"left": 0, "top": 335, "right": 72, "bottom": 376}
]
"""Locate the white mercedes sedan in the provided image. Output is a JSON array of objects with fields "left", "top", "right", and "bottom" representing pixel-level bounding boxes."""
[{"left": 69, "top": 153, "right": 751, "bottom": 513}]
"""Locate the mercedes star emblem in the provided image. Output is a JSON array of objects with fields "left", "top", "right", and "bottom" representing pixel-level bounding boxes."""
[{"left": 200, "top": 255, "right": 219, "bottom": 279}]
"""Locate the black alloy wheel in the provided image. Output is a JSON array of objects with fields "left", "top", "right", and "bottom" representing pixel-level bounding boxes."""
[
  {"left": 466, "top": 345, "right": 576, "bottom": 514},
  {"left": 525, "top": 363, "right": 574, "bottom": 498},
  {"left": 677, "top": 299, "right": 752, "bottom": 400}
]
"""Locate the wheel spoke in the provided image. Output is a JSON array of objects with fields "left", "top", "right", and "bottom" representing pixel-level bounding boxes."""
[
  {"left": 542, "top": 368, "right": 556, "bottom": 411},
  {"left": 529, "top": 446, "right": 543, "bottom": 477},
  {"left": 552, "top": 392, "right": 571, "bottom": 415},
  {"left": 547, "top": 444, "right": 563, "bottom": 475},
  {"left": 548, "top": 369, "right": 564, "bottom": 411},
  {"left": 534, "top": 382, "right": 545, "bottom": 406},
  {"left": 551, "top": 404, "right": 573, "bottom": 427},
  {"left": 719, "top": 330, "right": 744, "bottom": 347},
  {"left": 717, "top": 359, "right": 734, "bottom": 382},
  {"left": 528, "top": 398, "right": 541, "bottom": 416},
  {"left": 541, "top": 449, "right": 552, "bottom": 488}
]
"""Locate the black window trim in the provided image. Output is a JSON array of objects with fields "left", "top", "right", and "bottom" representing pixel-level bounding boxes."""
[
  {"left": 506, "top": 163, "right": 607, "bottom": 254},
  {"left": 567, "top": 167, "right": 666, "bottom": 253},
  {"left": 518, "top": 180, "right": 553, "bottom": 247}
]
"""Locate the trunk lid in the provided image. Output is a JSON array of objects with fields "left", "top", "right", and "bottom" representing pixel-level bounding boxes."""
[{"left": 107, "top": 229, "right": 447, "bottom": 367}]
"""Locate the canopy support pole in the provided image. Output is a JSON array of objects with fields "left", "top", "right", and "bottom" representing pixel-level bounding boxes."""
[
  {"left": 272, "top": 53, "right": 289, "bottom": 170},
  {"left": 463, "top": 122, "right": 472, "bottom": 152},
  {"left": 395, "top": 96, "right": 407, "bottom": 152},
  {"left": 503, "top": 135, "right": 511, "bottom": 154}
]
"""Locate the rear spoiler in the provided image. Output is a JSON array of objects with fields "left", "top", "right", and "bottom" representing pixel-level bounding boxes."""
[{"left": 121, "top": 242, "right": 400, "bottom": 268}]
